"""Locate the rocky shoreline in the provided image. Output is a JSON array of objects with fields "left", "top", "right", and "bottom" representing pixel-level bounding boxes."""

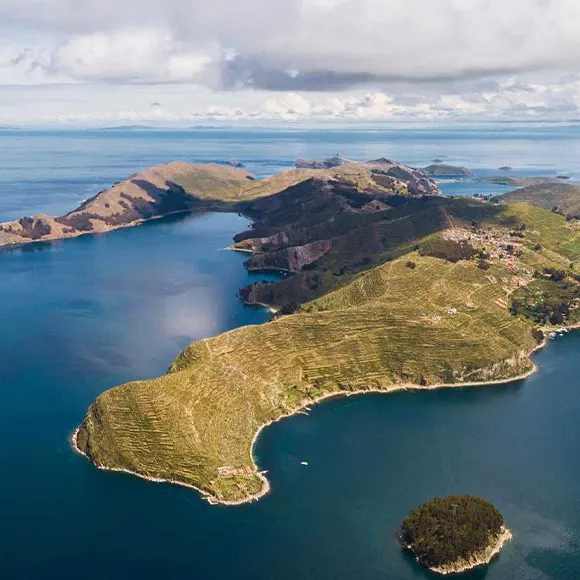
[{"left": 428, "top": 527, "right": 512, "bottom": 575}]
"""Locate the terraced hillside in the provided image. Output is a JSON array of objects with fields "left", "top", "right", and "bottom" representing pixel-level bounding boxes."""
[{"left": 76, "top": 195, "right": 580, "bottom": 505}]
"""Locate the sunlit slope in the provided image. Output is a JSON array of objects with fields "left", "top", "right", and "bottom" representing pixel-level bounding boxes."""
[
  {"left": 76, "top": 257, "right": 536, "bottom": 504},
  {"left": 501, "top": 182, "right": 580, "bottom": 219},
  {"left": 76, "top": 201, "right": 580, "bottom": 504}
]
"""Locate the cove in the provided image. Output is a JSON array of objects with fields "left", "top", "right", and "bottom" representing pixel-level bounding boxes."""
[{"left": 0, "top": 211, "right": 578, "bottom": 579}]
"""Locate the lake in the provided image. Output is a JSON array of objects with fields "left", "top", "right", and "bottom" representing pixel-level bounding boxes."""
[{"left": 0, "top": 127, "right": 579, "bottom": 579}]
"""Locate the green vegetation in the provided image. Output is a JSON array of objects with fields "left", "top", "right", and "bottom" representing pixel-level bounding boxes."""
[
  {"left": 481, "top": 176, "right": 560, "bottom": 187},
  {"left": 510, "top": 277, "right": 580, "bottom": 325},
  {"left": 75, "top": 161, "right": 580, "bottom": 505},
  {"left": 500, "top": 182, "right": 580, "bottom": 219},
  {"left": 400, "top": 495, "right": 505, "bottom": 570},
  {"left": 419, "top": 237, "right": 477, "bottom": 263},
  {"left": 422, "top": 164, "right": 473, "bottom": 176}
]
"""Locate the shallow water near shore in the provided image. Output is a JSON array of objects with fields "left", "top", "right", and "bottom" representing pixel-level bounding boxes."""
[{"left": 1, "top": 127, "right": 580, "bottom": 579}]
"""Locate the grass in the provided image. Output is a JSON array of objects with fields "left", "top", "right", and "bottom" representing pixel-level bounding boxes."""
[
  {"left": 77, "top": 251, "right": 541, "bottom": 501},
  {"left": 76, "top": 184, "right": 580, "bottom": 504},
  {"left": 501, "top": 182, "right": 580, "bottom": 219}
]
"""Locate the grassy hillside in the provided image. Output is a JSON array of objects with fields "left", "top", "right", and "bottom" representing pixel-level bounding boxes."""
[
  {"left": 75, "top": 196, "right": 580, "bottom": 505},
  {"left": 500, "top": 182, "right": 580, "bottom": 218}
]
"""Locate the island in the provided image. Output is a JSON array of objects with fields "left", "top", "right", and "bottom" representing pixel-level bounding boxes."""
[
  {"left": 499, "top": 165, "right": 513, "bottom": 171},
  {"left": 400, "top": 495, "right": 512, "bottom": 574},
  {"left": 68, "top": 156, "right": 580, "bottom": 505},
  {"left": 479, "top": 175, "right": 562, "bottom": 187},
  {"left": 421, "top": 164, "right": 473, "bottom": 177}
]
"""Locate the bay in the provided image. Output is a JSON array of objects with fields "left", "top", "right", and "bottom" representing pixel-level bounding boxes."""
[{"left": 0, "top": 127, "right": 578, "bottom": 579}]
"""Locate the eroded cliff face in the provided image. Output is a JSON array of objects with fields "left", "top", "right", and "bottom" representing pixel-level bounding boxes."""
[
  {"left": 244, "top": 240, "right": 333, "bottom": 272},
  {"left": 230, "top": 164, "right": 442, "bottom": 308}
]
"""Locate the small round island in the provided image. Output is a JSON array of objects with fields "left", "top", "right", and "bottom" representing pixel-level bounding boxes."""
[{"left": 400, "top": 495, "right": 512, "bottom": 575}]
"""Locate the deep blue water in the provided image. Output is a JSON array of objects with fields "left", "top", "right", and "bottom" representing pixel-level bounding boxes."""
[{"left": 0, "top": 127, "right": 579, "bottom": 579}]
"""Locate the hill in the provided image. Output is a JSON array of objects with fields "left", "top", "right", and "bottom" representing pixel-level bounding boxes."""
[
  {"left": 0, "top": 159, "right": 438, "bottom": 249},
  {"left": 422, "top": 164, "right": 473, "bottom": 177},
  {"left": 500, "top": 182, "right": 580, "bottom": 219},
  {"left": 0, "top": 162, "right": 254, "bottom": 247},
  {"left": 75, "top": 183, "right": 580, "bottom": 504}
]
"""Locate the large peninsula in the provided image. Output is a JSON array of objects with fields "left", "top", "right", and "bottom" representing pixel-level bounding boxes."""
[{"left": 70, "top": 157, "right": 580, "bottom": 505}]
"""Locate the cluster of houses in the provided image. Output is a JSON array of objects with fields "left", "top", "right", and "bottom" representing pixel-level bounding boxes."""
[
  {"left": 443, "top": 226, "right": 535, "bottom": 276},
  {"left": 217, "top": 466, "right": 253, "bottom": 478}
]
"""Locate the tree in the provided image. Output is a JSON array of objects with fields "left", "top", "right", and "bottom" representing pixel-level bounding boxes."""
[{"left": 401, "top": 496, "right": 504, "bottom": 569}]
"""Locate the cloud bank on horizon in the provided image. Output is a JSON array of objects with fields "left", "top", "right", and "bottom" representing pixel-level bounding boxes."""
[{"left": 1, "top": 0, "right": 580, "bottom": 124}]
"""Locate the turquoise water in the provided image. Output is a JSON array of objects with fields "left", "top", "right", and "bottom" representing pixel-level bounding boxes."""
[{"left": 0, "top": 127, "right": 579, "bottom": 579}]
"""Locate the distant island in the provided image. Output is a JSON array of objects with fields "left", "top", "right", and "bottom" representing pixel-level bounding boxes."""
[
  {"left": 400, "top": 495, "right": 511, "bottom": 574},
  {"left": 70, "top": 155, "right": 580, "bottom": 505},
  {"left": 499, "top": 165, "right": 512, "bottom": 171},
  {"left": 480, "top": 175, "right": 563, "bottom": 187},
  {"left": 421, "top": 164, "right": 473, "bottom": 177}
]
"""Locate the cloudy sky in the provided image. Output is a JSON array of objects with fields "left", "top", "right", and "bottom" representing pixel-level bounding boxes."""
[{"left": 2, "top": 0, "right": 580, "bottom": 126}]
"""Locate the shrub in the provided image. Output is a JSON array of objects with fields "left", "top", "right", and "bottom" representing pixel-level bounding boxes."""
[
  {"left": 531, "top": 328, "right": 544, "bottom": 344},
  {"left": 406, "top": 261, "right": 417, "bottom": 269},
  {"left": 279, "top": 301, "right": 299, "bottom": 315},
  {"left": 419, "top": 238, "right": 478, "bottom": 263},
  {"left": 18, "top": 217, "right": 52, "bottom": 240}
]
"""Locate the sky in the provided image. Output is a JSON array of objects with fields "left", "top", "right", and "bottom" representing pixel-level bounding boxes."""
[{"left": 2, "top": 0, "right": 580, "bottom": 126}]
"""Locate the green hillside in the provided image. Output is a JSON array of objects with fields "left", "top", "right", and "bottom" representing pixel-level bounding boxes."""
[
  {"left": 76, "top": 194, "right": 580, "bottom": 505},
  {"left": 501, "top": 182, "right": 580, "bottom": 218}
]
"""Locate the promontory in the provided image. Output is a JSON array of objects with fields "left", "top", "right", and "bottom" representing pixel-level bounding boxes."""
[{"left": 62, "top": 156, "right": 580, "bottom": 505}]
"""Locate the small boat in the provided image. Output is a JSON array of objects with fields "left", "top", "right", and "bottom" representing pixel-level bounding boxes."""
[{"left": 300, "top": 461, "right": 309, "bottom": 466}]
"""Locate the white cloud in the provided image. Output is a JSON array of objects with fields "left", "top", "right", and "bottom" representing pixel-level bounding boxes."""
[
  {"left": 2, "top": 0, "right": 580, "bottom": 88},
  {"left": 1, "top": 0, "right": 580, "bottom": 123},
  {"left": 45, "top": 28, "right": 213, "bottom": 83}
]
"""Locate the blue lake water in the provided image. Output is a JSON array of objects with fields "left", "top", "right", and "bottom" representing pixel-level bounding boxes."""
[{"left": 0, "top": 127, "right": 579, "bottom": 579}]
